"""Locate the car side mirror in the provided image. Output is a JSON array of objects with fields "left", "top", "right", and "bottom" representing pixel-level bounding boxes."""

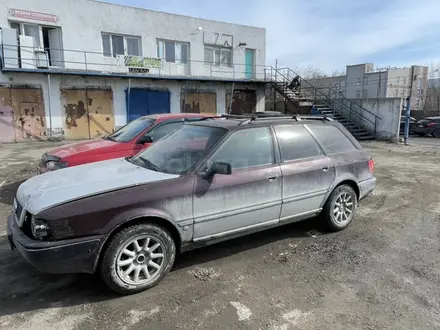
[
  {"left": 138, "top": 135, "right": 153, "bottom": 144},
  {"left": 203, "top": 160, "right": 232, "bottom": 178}
]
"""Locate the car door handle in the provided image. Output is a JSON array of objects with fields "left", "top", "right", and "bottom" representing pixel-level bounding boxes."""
[
  {"left": 322, "top": 165, "right": 329, "bottom": 172},
  {"left": 266, "top": 173, "right": 278, "bottom": 182}
]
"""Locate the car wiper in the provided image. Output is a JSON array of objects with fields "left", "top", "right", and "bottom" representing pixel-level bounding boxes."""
[
  {"left": 138, "top": 156, "right": 161, "bottom": 172},
  {"left": 105, "top": 135, "right": 116, "bottom": 141}
]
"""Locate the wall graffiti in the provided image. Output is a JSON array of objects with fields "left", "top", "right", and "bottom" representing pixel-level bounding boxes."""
[
  {"left": 181, "top": 92, "right": 217, "bottom": 114},
  {"left": 0, "top": 86, "right": 46, "bottom": 142},
  {"left": 61, "top": 88, "right": 115, "bottom": 140}
]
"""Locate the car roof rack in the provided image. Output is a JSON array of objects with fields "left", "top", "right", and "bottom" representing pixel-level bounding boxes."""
[{"left": 219, "top": 113, "right": 333, "bottom": 125}]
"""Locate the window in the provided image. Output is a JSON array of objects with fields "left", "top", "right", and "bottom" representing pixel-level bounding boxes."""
[
  {"left": 394, "top": 89, "right": 399, "bottom": 96},
  {"left": 274, "top": 125, "right": 323, "bottom": 161},
  {"left": 106, "top": 118, "right": 156, "bottom": 142},
  {"left": 403, "top": 77, "right": 407, "bottom": 85},
  {"left": 308, "top": 125, "right": 356, "bottom": 154},
  {"left": 363, "top": 89, "right": 368, "bottom": 98},
  {"left": 204, "top": 46, "right": 232, "bottom": 67},
  {"left": 157, "top": 40, "right": 188, "bottom": 64},
  {"left": 400, "top": 90, "right": 405, "bottom": 97},
  {"left": 148, "top": 121, "right": 185, "bottom": 141},
  {"left": 356, "top": 90, "right": 361, "bottom": 98},
  {"left": 356, "top": 78, "right": 361, "bottom": 85},
  {"left": 211, "top": 127, "right": 274, "bottom": 169},
  {"left": 397, "top": 77, "right": 400, "bottom": 84},
  {"left": 101, "top": 33, "right": 141, "bottom": 57},
  {"left": 364, "top": 76, "right": 369, "bottom": 85}
]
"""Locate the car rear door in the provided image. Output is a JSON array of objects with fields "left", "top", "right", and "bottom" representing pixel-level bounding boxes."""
[
  {"left": 273, "top": 124, "right": 335, "bottom": 222},
  {"left": 192, "top": 126, "right": 282, "bottom": 241}
]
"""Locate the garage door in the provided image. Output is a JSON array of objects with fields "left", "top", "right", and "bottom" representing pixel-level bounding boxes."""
[
  {"left": 225, "top": 90, "right": 257, "bottom": 115},
  {"left": 61, "top": 88, "right": 115, "bottom": 140},
  {"left": 125, "top": 88, "right": 170, "bottom": 122}
]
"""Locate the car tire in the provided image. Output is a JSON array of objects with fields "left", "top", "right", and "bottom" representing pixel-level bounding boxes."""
[
  {"left": 100, "top": 223, "right": 176, "bottom": 295},
  {"left": 432, "top": 129, "right": 440, "bottom": 138},
  {"left": 322, "top": 185, "right": 357, "bottom": 232}
]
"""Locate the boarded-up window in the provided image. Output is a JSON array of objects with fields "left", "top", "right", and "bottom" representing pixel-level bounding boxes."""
[{"left": 181, "top": 92, "right": 216, "bottom": 114}]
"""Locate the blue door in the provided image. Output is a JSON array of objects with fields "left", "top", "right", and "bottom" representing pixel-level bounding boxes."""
[
  {"left": 125, "top": 88, "right": 170, "bottom": 122},
  {"left": 245, "top": 49, "right": 254, "bottom": 79}
]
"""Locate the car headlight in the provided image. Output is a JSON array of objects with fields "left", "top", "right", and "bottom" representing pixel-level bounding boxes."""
[
  {"left": 31, "top": 216, "right": 50, "bottom": 240},
  {"left": 46, "top": 161, "right": 68, "bottom": 170}
]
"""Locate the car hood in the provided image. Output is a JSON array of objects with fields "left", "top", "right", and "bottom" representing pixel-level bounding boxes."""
[
  {"left": 48, "top": 139, "right": 127, "bottom": 159},
  {"left": 17, "top": 158, "right": 179, "bottom": 215}
]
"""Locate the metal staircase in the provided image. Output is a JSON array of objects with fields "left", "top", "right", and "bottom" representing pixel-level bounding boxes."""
[{"left": 265, "top": 67, "right": 380, "bottom": 140}]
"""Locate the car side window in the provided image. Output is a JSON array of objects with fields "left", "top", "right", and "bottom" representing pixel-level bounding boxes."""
[
  {"left": 210, "top": 127, "right": 274, "bottom": 170},
  {"left": 308, "top": 125, "right": 356, "bottom": 154},
  {"left": 274, "top": 125, "right": 323, "bottom": 161},
  {"left": 148, "top": 121, "right": 184, "bottom": 141}
]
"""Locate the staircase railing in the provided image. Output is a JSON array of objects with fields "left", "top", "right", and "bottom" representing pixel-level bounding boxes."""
[{"left": 265, "top": 66, "right": 381, "bottom": 138}]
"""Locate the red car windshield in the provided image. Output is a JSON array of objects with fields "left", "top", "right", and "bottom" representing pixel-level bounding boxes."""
[
  {"left": 106, "top": 118, "right": 156, "bottom": 142},
  {"left": 129, "top": 125, "right": 227, "bottom": 175}
]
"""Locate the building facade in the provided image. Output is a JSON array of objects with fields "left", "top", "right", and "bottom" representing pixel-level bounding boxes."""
[
  {"left": 314, "top": 63, "right": 429, "bottom": 111},
  {"left": 0, "top": 0, "right": 267, "bottom": 142}
]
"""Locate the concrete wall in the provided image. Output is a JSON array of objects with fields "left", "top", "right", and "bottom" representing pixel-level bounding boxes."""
[
  {"left": 0, "top": 0, "right": 266, "bottom": 79},
  {"left": 349, "top": 98, "right": 402, "bottom": 140},
  {"left": 0, "top": 72, "right": 265, "bottom": 142}
]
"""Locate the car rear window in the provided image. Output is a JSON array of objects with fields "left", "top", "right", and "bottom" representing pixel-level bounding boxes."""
[
  {"left": 307, "top": 125, "right": 356, "bottom": 154},
  {"left": 274, "top": 125, "right": 323, "bottom": 161}
]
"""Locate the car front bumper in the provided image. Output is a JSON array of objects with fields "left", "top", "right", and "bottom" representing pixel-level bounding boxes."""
[{"left": 7, "top": 213, "right": 105, "bottom": 274}]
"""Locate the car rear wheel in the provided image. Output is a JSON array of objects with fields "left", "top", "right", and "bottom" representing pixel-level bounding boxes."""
[
  {"left": 432, "top": 129, "right": 440, "bottom": 138},
  {"left": 322, "top": 185, "right": 357, "bottom": 231},
  {"left": 100, "top": 223, "right": 176, "bottom": 295}
]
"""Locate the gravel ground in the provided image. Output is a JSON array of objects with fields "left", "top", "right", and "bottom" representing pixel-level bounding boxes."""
[{"left": 0, "top": 138, "right": 439, "bottom": 330}]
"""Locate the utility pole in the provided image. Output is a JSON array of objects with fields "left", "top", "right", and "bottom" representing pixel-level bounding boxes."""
[
  {"left": 273, "top": 59, "right": 277, "bottom": 111},
  {"left": 404, "top": 96, "right": 411, "bottom": 145}
]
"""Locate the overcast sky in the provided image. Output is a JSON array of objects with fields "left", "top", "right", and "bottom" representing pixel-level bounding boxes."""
[{"left": 103, "top": 0, "right": 440, "bottom": 74}]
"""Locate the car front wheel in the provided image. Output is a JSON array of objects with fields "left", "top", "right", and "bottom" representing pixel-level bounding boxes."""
[
  {"left": 100, "top": 223, "right": 176, "bottom": 295},
  {"left": 322, "top": 185, "right": 357, "bottom": 231}
]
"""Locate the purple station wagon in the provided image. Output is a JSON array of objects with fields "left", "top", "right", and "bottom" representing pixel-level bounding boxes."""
[{"left": 8, "top": 114, "right": 376, "bottom": 295}]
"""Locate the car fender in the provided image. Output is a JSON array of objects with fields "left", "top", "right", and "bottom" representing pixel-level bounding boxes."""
[{"left": 320, "top": 172, "right": 360, "bottom": 208}]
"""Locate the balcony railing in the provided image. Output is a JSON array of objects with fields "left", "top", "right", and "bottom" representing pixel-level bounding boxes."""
[{"left": 0, "top": 43, "right": 268, "bottom": 81}]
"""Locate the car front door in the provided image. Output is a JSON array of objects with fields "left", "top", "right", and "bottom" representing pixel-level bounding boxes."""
[
  {"left": 193, "top": 126, "right": 282, "bottom": 241},
  {"left": 273, "top": 124, "right": 336, "bottom": 222}
]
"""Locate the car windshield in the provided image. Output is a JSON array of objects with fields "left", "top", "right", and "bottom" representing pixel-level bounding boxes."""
[
  {"left": 129, "top": 124, "right": 227, "bottom": 175},
  {"left": 105, "top": 118, "right": 156, "bottom": 142}
]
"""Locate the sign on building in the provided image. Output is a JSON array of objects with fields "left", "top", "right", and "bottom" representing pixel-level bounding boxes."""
[{"left": 8, "top": 8, "right": 59, "bottom": 23}]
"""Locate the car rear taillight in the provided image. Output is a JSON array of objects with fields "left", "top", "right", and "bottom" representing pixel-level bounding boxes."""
[
  {"left": 368, "top": 159, "right": 374, "bottom": 173},
  {"left": 427, "top": 122, "right": 437, "bottom": 127}
]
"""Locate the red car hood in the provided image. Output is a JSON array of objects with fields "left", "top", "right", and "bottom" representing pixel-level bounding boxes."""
[{"left": 48, "top": 139, "right": 128, "bottom": 159}]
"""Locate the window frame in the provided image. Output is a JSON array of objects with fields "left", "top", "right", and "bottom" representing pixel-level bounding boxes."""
[
  {"left": 101, "top": 32, "right": 142, "bottom": 58},
  {"left": 273, "top": 124, "right": 325, "bottom": 163},
  {"left": 156, "top": 39, "right": 189, "bottom": 64},
  {"left": 204, "top": 45, "right": 232, "bottom": 67},
  {"left": 9, "top": 21, "right": 43, "bottom": 48},
  {"left": 208, "top": 126, "right": 276, "bottom": 171}
]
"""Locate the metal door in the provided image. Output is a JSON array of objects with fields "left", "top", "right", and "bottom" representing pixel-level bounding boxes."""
[
  {"left": 245, "top": 49, "right": 255, "bottom": 79},
  {"left": 125, "top": 88, "right": 170, "bottom": 122}
]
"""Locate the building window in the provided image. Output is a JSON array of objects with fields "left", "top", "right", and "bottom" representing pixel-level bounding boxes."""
[
  {"left": 204, "top": 46, "right": 232, "bottom": 67},
  {"left": 403, "top": 77, "right": 407, "bottom": 85},
  {"left": 363, "top": 89, "right": 368, "bottom": 98},
  {"left": 157, "top": 40, "right": 188, "bottom": 64},
  {"left": 356, "top": 78, "right": 361, "bottom": 85},
  {"left": 397, "top": 77, "right": 400, "bottom": 84},
  {"left": 363, "top": 76, "right": 369, "bottom": 85},
  {"left": 102, "top": 33, "right": 142, "bottom": 57},
  {"left": 400, "top": 90, "right": 405, "bottom": 97},
  {"left": 356, "top": 90, "right": 361, "bottom": 98},
  {"left": 394, "top": 89, "right": 399, "bottom": 96}
]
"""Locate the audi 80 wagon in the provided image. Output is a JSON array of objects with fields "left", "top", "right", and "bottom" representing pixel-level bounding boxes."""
[{"left": 8, "top": 114, "right": 376, "bottom": 295}]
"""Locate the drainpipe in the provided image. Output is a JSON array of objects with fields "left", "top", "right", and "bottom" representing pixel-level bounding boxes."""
[
  {"left": 229, "top": 82, "right": 235, "bottom": 114},
  {"left": 127, "top": 78, "right": 131, "bottom": 122},
  {"left": 47, "top": 73, "right": 53, "bottom": 140}
]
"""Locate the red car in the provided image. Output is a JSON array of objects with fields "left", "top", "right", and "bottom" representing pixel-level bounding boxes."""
[{"left": 38, "top": 113, "right": 214, "bottom": 173}]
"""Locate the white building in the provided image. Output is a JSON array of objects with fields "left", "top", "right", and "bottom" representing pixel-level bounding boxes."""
[
  {"left": 314, "top": 63, "right": 429, "bottom": 111},
  {"left": 0, "top": 0, "right": 267, "bottom": 142}
]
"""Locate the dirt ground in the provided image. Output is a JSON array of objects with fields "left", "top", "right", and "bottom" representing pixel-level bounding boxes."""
[{"left": 0, "top": 138, "right": 439, "bottom": 330}]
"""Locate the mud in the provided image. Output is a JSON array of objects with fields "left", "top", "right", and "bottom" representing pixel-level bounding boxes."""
[{"left": 0, "top": 138, "right": 439, "bottom": 330}]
